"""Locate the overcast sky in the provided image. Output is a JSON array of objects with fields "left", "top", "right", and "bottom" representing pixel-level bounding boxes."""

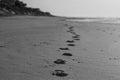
[{"left": 21, "top": 0, "right": 120, "bottom": 17}]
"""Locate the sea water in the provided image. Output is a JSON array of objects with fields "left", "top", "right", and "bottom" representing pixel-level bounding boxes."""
[{"left": 67, "top": 18, "right": 120, "bottom": 24}]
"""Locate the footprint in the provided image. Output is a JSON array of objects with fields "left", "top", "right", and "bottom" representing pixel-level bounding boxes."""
[
  {"left": 59, "top": 48, "right": 70, "bottom": 50},
  {"left": 109, "top": 57, "right": 119, "bottom": 60},
  {"left": 77, "top": 61, "right": 83, "bottom": 63},
  {"left": 62, "top": 53, "right": 73, "bottom": 56},
  {"left": 72, "top": 35, "right": 80, "bottom": 38},
  {"left": 54, "top": 59, "right": 66, "bottom": 64},
  {"left": 52, "top": 70, "right": 68, "bottom": 77},
  {"left": 70, "top": 32, "right": 76, "bottom": 35},
  {"left": 66, "top": 40, "right": 75, "bottom": 43},
  {"left": 67, "top": 44, "right": 76, "bottom": 46},
  {"left": 69, "top": 26, "right": 74, "bottom": 29},
  {"left": 0, "top": 45, "right": 6, "bottom": 48},
  {"left": 68, "top": 30, "right": 74, "bottom": 33}
]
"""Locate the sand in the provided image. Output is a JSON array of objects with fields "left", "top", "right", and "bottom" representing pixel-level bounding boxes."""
[{"left": 0, "top": 16, "right": 120, "bottom": 80}]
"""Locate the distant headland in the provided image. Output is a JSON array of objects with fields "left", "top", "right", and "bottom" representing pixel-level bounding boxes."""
[{"left": 0, "top": 0, "right": 53, "bottom": 16}]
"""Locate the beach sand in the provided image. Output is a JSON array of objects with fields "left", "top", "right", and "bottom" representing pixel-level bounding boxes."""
[{"left": 0, "top": 16, "right": 120, "bottom": 80}]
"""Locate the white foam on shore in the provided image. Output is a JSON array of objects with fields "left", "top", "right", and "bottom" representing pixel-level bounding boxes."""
[{"left": 67, "top": 18, "right": 120, "bottom": 24}]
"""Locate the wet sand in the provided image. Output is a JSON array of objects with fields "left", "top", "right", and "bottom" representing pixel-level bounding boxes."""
[{"left": 0, "top": 16, "right": 120, "bottom": 80}]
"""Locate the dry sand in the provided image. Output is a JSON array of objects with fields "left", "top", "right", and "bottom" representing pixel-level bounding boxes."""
[{"left": 0, "top": 16, "right": 120, "bottom": 80}]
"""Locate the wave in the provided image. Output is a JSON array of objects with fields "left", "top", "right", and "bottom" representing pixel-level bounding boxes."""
[{"left": 67, "top": 18, "right": 120, "bottom": 24}]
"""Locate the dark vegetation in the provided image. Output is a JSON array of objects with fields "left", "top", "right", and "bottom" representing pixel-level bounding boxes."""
[{"left": 0, "top": 0, "right": 53, "bottom": 16}]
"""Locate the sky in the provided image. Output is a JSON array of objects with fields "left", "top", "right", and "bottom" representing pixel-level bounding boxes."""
[{"left": 21, "top": 0, "right": 120, "bottom": 17}]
